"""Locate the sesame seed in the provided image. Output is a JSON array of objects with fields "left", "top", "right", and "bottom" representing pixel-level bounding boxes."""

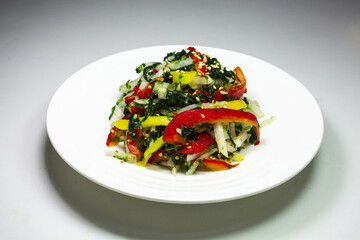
[
  {"left": 219, "top": 86, "right": 224, "bottom": 90},
  {"left": 169, "top": 75, "right": 172, "bottom": 78},
  {"left": 220, "top": 70, "right": 224, "bottom": 73},
  {"left": 195, "top": 97, "right": 200, "bottom": 102},
  {"left": 175, "top": 156, "right": 180, "bottom": 160},
  {"left": 213, "top": 85, "right": 217, "bottom": 89},
  {"left": 133, "top": 114, "right": 138, "bottom": 119},
  {"left": 176, "top": 128, "right": 182, "bottom": 135},
  {"left": 200, "top": 114, "right": 205, "bottom": 118},
  {"left": 187, "top": 146, "right": 192, "bottom": 149},
  {"left": 148, "top": 85, "right": 152, "bottom": 89}
]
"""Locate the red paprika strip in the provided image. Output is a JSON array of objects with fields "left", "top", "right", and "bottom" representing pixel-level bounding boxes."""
[
  {"left": 163, "top": 109, "right": 259, "bottom": 146},
  {"left": 198, "top": 159, "right": 239, "bottom": 171}
]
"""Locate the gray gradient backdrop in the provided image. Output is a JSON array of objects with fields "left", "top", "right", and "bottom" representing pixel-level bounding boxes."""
[{"left": 1, "top": 0, "right": 359, "bottom": 239}]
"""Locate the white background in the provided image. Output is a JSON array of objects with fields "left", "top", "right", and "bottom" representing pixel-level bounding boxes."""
[{"left": 1, "top": 0, "right": 359, "bottom": 239}]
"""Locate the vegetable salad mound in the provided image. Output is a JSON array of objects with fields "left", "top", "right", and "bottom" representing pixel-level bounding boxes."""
[{"left": 105, "top": 47, "right": 270, "bottom": 175}]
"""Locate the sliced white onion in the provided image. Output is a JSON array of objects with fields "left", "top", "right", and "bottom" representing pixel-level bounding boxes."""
[
  {"left": 109, "top": 105, "right": 125, "bottom": 123},
  {"left": 248, "top": 100, "right": 265, "bottom": 118},
  {"left": 127, "top": 153, "right": 137, "bottom": 164},
  {"left": 168, "top": 57, "right": 193, "bottom": 70},
  {"left": 119, "top": 78, "right": 139, "bottom": 93},
  {"left": 176, "top": 104, "right": 198, "bottom": 114},
  {"left": 185, "top": 160, "right": 200, "bottom": 175},
  {"left": 229, "top": 123, "right": 237, "bottom": 143},
  {"left": 134, "top": 99, "right": 149, "bottom": 105},
  {"left": 234, "top": 132, "right": 249, "bottom": 148},
  {"left": 150, "top": 63, "right": 165, "bottom": 80},
  {"left": 260, "top": 116, "right": 276, "bottom": 128},
  {"left": 159, "top": 109, "right": 175, "bottom": 116},
  {"left": 139, "top": 77, "right": 148, "bottom": 89},
  {"left": 186, "top": 146, "right": 216, "bottom": 162},
  {"left": 226, "top": 141, "right": 237, "bottom": 152},
  {"left": 193, "top": 76, "right": 214, "bottom": 85},
  {"left": 214, "top": 122, "right": 228, "bottom": 157}
]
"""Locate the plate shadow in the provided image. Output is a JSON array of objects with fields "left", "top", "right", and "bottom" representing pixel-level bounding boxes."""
[{"left": 44, "top": 133, "right": 322, "bottom": 239}]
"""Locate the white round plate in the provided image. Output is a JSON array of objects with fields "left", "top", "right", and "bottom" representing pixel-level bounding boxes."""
[{"left": 46, "top": 45, "right": 323, "bottom": 204}]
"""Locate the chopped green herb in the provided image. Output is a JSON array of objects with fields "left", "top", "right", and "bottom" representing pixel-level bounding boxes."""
[{"left": 136, "top": 63, "right": 146, "bottom": 73}]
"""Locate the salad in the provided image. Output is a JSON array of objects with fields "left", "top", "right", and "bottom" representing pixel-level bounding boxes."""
[{"left": 105, "top": 47, "right": 273, "bottom": 175}]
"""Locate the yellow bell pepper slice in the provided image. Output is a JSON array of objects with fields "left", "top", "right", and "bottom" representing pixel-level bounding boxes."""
[
  {"left": 202, "top": 100, "right": 247, "bottom": 110},
  {"left": 138, "top": 136, "right": 164, "bottom": 167},
  {"left": 227, "top": 100, "right": 247, "bottom": 110},
  {"left": 113, "top": 116, "right": 172, "bottom": 130},
  {"left": 170, "top": 71, "right": 198, "bottom": 84},
  {"left": 141, "top": 116, "right": 171, "bottom": 128}
]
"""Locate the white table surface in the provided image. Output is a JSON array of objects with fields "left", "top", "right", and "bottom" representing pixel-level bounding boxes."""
[{"left": 1, "top": 0, "right": 359, "bottom": 239}]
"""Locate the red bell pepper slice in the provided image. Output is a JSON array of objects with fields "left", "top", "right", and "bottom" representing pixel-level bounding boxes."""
[
  {"left": 126, "top": 132, "right": 142, "bottom": 156},
  {"left": 195, "top": 131, "right": 214, "bottom": 146},
  {"left": 147, "top": 150, "right": 170, "bottom": 163},
  {"left": 178, "top": 132, "right": 214, "bottom": 155},
  {"left": 178, "top": 139, "right": 207, "bottom": 154},
  {"left": 198, "top": 159, "right": 239, "bottom": 171},
  {"left": 124, "top": 95, "right": 136, "bottom": 104},
  {"left": 124, "top": 83, "right": 153, "bottom": 105},
  {"left": 106, "top": 126, "right": 124, "bottom": 147},
  {"left": 137, "top": 83, "right": 153, "bottom": 99},
  {"left": 133, "top": 85, "right": 140, "bottom": 94},
  {"left": 212, "top": 66, "right": 247, "bottom": 101},
  {"left": 130, "top": 106, "right": 145, "bottom": 116},
  {"left": 163, "top": 109, "right": 259, "bottom": 146}
]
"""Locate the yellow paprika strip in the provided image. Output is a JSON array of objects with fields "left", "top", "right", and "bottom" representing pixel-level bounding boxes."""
[
  {"left": 202, "top": 100, "right": 247, "bottom": 110},
  {"left": 138, "top": 136, "right": 164, "bottom": 167},
  {"left": 170, "top": 71, "right": 198, "bottom": 84},
  {"left": 112, "top": 119, "right": 129, "bottom": 130},
  {"left": 113, "top": 116, "right": 172, "bottom": 130},
  {"left": 227, "top": 100, "right": 247, "bottom": 110},
  {"left": 141, "top": 116, "right": 171, "bottom": 128}
]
